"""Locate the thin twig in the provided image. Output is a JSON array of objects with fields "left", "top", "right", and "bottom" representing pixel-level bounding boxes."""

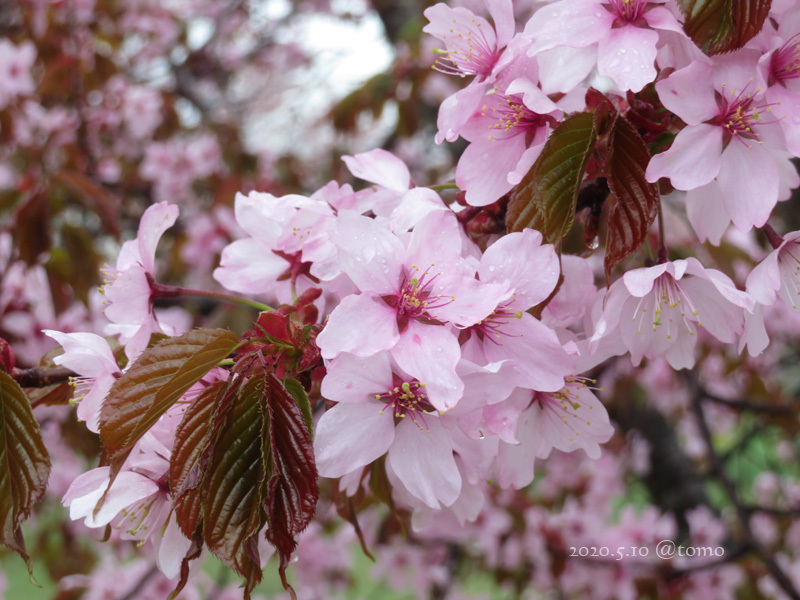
[{"left": 12, "top": 366, "right": 76, "bottom": 388}]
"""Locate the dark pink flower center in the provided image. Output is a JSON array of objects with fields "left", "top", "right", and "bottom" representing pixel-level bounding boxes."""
[
  {"left": 712, "top": 81, "right": 778, "bottom": 146},
  {"left": 771, "top": 34, "right": 800, "bottom": 83},
  {"left": 433, "top": 18, "right": 499, "bottom": 78},
  {"left": 385, "top": 264, "right": 453, "bottom": 331},
  {"left": 482, "top": 94, "right": 554, "bottom": 142},
  {"left": 470, "top": 299, "right": 522, "bottom": 345},
  {"left": 607, "top": 0, "right": 646, "bottom": 23},
  {"left": 375, "top": 376, "right": 435, "bottom": 428}
]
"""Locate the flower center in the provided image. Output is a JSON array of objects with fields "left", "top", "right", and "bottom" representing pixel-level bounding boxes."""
[
  {"left": 482, "top": 93, "right": 554, "bottom": 142},
  {"left": 630, "top": 274, "right": 702, "bottom": 339},
  {"left": 395, "top": 263, "right": 452, "bottom": 319},
  {"left": 535, "top": 378, "right": 600, "bottom": 443},
  {"left": 471, "top": 299, "right": 522, "bottom": 345},
  {"left": 771, "top": 34, "right": 800, "bottom": 83},
  {"left": 375, "top": 377, "right": 435, "bottom": 430},
  {"left": 433, "top": 18, "right": 499, "bottom": 79},
  {"left": 714, "top": 80, "right": 779, "bottom": 147},
  {"left": 607, "top": 0, "right": 646, "bottom": 23}
]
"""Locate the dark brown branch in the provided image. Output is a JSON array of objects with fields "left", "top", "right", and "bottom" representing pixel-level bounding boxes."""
[
  {"left": 12, "top": 366, "right": 76, "bottom": 388},
  {"left": 700, "top": 390, "right": 799, "bottom": 416},
  {"left": 688, "top": 378, "right": 800, "bottom": 600}
]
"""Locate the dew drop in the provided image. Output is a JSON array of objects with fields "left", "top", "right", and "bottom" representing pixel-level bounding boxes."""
[{"left": 589, "top": 236, "right": 600, "bottom": 249}]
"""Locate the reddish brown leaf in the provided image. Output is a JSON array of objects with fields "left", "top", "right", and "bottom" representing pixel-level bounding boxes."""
[
  {"left": 170, "top": 380, "right": 226, "bottom": 538},
  {"left": 263, "top": 372, "right": 318, "bottom": 597},
  {"left": 0, "top": 371, "right": 51, "bottom": 580},
  {"left": 99, "top": 329, "right": 238, "bottom": 479},
  {"left": 678, "top": 0, "right": 771, "bottom": 55},
  {"left": 202, "top": 375, "right": 269, "bottom": 598},
  {"left": 506, "top": 113, "right": 597, "bottom": 246},
  {"left": 604, "top": 116, "right": 660, "bottom": 278}
]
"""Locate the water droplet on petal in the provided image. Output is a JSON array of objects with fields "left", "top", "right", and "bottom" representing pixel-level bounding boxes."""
[{"left": 589, "top": 236, "right": 600, "bottom": 250}]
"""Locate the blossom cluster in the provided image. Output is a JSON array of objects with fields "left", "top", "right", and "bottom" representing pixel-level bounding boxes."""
[{"left": 7, "top": 0, "right": 800, "bottom": 598}]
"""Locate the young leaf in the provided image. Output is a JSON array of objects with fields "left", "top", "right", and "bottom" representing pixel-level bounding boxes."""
[
  {"left": 0, "top": 371, "right": 51, "bottom": 580},
  {"left": 202, "top": 375, "right": 270, "bottom": 598},
  {"left": 282, "top": 377, "right": 314, "bottom": 434},
  {"left": 604, "top": 116, "right": 660, "bottom": 278},
  {"left": 99, "top": 328, "right": 238, "bottom": 474},
  {"left": 263, "top": 372, "right": 318, "bottom": 597},
  {"left": 506, "top": 112, "right": 597, "bottom": 246},
  {"left": 678, "top": 0, "right": 771, "bottom": 55},
  {"left": 170, "top": 380, "right": 226, "bottom": 539}
]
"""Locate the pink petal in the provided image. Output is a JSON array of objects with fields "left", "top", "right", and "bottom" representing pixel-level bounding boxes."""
[
  {"left": 718, "top": 142, "right": 779, "bottom": 231},
  {"left": 535, "top": 387, "right": 613, "bottom": 459},
  {"left": 655, "top": 62, "right": 718, "bottom": 126},
  {"left": 153, "top": 514, "right": 193, "bottom": 579},
  {"left": 213, "top": 238, "right": 289, "bottom": 294},
  {"left": 645, "top": 124, "right": 723, "bottom": 189},
  {"left": 314, "top": 402, "right": 395, "bottom": 477},
  {"left": 435, "top": 83, "right": 488, "bottom": 144},
  {"left": 316, "top": 292, "right": 399, "bottom": 359},
  {"left": 103, "top": 266, "right": 152, "bottom": 325},
  {"left": 622, "top": 263, "right": 669, "bottom": 297},
  {"left": 485, "top": 0, "right": 515, "bottom": 48},
  {"left": 342, "top": 149, "right": 410, "bottom": 193},
  {"left": 387, "top": 418, "right": 461, "bottom": 509},
  {"left": 746, "top": 249, "right": 781, "bottom": 306},
  {"left": 431, "top": 277, "right": 512, "bottom": 326},
  {"left": 404, "top": 210, "right": 467, "bottom": 277},
  {"left": 597, "top": 25, "right": 659, "bottom": 93},
  {"left": 457, "top": 133, "right": 528, "bottom": 206},
  {"left": 389, "top": 187, "right": 447, "bottom": 233},
  {"left": 769, "top": 85, "right": 800, "bottom": 157},
  {"left": 495, "top": 405, "right": 545, "bottom": 489},
  {"left": 524, "top": 0, "right": 613, "bottom": 54},
  {"left": 43, "top": 331, "right": 117, "bottom": 376},
  {"left": 392, "top": 321, "right": 463, "bottom": 411},
  {"left": 536, "top": 46, "right": 597, "bottom": 94},
  {"left": 643, "top": 5, "right": 685, "bottom": 33},
  {"left": 321, "top": 353, "right": 394, "bottom": 403},
  {"left": 137, "top": 202, "right": 179, "bottom": 274},
  {"left": 331, "top": 211, "right": 404, "bottom": 294},
  {"left": 479, "top": 229, "right": 559, "bottom": 308},
  {"left": 685, "top": 182, "right": 730, "bottom": 245},
  {"left": 679, "top": 277, "right": 746, "bottom": 343},
  {"left": 482, "top": 314, "right": 574, "bottom": 392}
]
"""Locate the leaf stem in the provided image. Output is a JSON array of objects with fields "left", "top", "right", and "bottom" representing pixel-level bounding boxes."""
[
  {"left": 656, "top": 196, "right": 668, "bottom": 264},
  {"left": 427, "top": 182, "right": 459, "bottom": 192},
  {"left": 151, "top": 283, "right": 273, "bottom": 312}
]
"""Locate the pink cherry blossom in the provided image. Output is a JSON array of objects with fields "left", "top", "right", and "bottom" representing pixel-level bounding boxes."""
[
  {"left": 316, "top": 209, "right": 511, "bottom": 409},
  {"left": 455, "top": 74, "right": 563, "bottom": 205},
  {"left": 314, "top": 352, "right": 461, "bottom": 509},
  {"left": 646, "top": 57, "right": 786, "bottom": 231},
  {"left": 524, "top": 0, "right": 684, "bottom": 92},
  {"left": 494, "top": 380, "right": 613, "bottom": 489},
  {"left": 102, "top": 201, "right": 179, "bottom": 360},
  {"left": 465, "top": 228, "right": 574, "bottom": 392},
  {"left": 423, "top": 0, "right": 516, "bottom": 143},
  {"left": 747, "top": 230, "right": 800, "bottom": 310},
  {"left": 591, "top": 258, "right": 755, "bottom": 369},
  {"left": 43, "top": 330, "right": 120, "bottom": 432}
]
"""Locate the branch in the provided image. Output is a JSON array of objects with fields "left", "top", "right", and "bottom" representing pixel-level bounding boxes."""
[
  {"left": 688, "top": 377, "right": 800, "bottom": 600},
  {"left": 12, "top": 366, "right": 76, "bottom": 388}
]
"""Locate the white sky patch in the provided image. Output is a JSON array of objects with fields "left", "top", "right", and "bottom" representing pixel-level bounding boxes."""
[{"left": 243, "top": 8, "right": 395, "bottom": 157}]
